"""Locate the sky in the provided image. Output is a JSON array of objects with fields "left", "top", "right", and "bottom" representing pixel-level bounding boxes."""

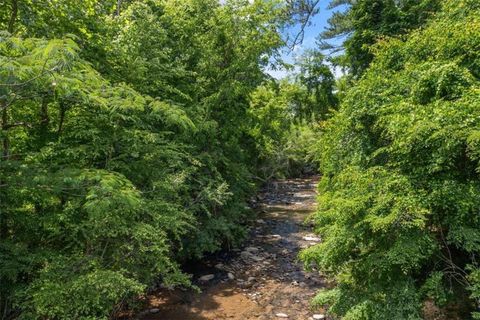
[{"left": 267, "top": 1, "right": 346, "bottom": 79}]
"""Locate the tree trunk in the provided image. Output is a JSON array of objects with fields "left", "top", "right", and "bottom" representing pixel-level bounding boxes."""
[
  {"left": 8, "top": 0, "right": 18, "bottom": 34},
  {"left": 116, "top": 0, "right": 122, "bottom": 16},
  {"left": 1, "top": 1, "right": 15, "bottom": 312},
  {"left": 0, "top": 103, "right": 8, "bottom": 240},
  {"left": 0, "top": 102, "right": 9, "bottom": 320}
]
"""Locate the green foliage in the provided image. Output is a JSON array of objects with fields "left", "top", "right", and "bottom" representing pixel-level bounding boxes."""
[
  {"left": 302, "top": 0, "right": 480, "bottom": 318},
  {"left": 25, "top": 268, "right": 145, "bottom": 320},
  {"left": 296, "top": 50, "right": 338, "bottom": 120},
  {"left": 247, "top": 79, "right": 329, "bottom": 179},
  {"left": 0, "top": 0, "right": 309, "bottom": 318},
  {"left": 7, "top": 0, "right": 476, "bottom": 319},
  {"left": 246, "top": 47, "right": 337, "bottom": 179},
  {"left": 321, "top": 0, "right": 441, "bottom": 77},
  {"left": 0, "top": 34, "right": 193, "bottom": 318}
]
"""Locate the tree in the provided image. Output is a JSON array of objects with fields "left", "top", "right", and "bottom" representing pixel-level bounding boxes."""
[
  {"left": 319, "top": 0, "right": 440, "bottom": 77},
  {"left": 0, "top": 0, "right": 324, "bottom": 318},
  {"left": 301, "top": 1, "right": 480, "bottom": 318},
  {"left": 296, "top": 49, "right": 337, "bottom": 120}
]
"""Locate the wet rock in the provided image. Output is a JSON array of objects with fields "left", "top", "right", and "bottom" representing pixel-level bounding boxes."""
[{"left": 199, "top": 274, "right": 215, "bottom": 282}]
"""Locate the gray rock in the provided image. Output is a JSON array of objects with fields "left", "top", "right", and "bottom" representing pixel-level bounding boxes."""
[
  {"left": 251, "top": 255, "right": 264, "bottom": 262},
  {"left": 149, "top": 308, "right": 160, "bottom": 314},
  {"left": 303, "top": 235, "right": 321, "bottom": 242},
  {"left": 245, "top": 246, "right": 259, "bottom": 253},
  {"left": 241, "top": 250, "right": 264, "bottom": 262},
  {"left": 241, "top": 251, "right": 253, "bottom": 260},
  {"left": 198, "top": 274, "right": 215, "bottom": 282},
  {"left": 227, "top": 272, "right": 235, "bottom": 280}
]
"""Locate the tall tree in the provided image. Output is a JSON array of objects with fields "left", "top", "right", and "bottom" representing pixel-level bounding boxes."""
[
  {"left": 320, "top": 0, "right": 440, "bottom": 77},
  {"left": 296, "top": 49, "right": 337, "bottom": 120}
]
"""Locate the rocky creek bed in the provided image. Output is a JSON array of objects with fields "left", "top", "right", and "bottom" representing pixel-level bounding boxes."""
[{"left": 136, "top": 176, "right": 328, "bottom": 320}]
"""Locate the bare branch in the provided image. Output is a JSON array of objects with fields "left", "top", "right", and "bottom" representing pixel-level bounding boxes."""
[{"left": 285, "top": 0, "right": 321, "bottom": 50}]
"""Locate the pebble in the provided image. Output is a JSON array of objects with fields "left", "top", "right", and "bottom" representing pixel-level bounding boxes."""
[
  {"left": 275, "top": 313, "right": 289, "bottom": 318},
  {"left": 149, "top": 308, "right": 160, "bottom": 314},
  {"left": 313, "top": 315, "right": 325, "bottom": 319},
  {"left": 227, "top": 272, "right": 235, "bottom": 280},
  {"left": 199, "top": 274, "right": 215, "bottom": 281}
]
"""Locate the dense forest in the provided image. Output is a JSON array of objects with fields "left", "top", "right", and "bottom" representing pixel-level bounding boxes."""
[{"left": 0, "top": 0, "right": 479, "bottom": 319}]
